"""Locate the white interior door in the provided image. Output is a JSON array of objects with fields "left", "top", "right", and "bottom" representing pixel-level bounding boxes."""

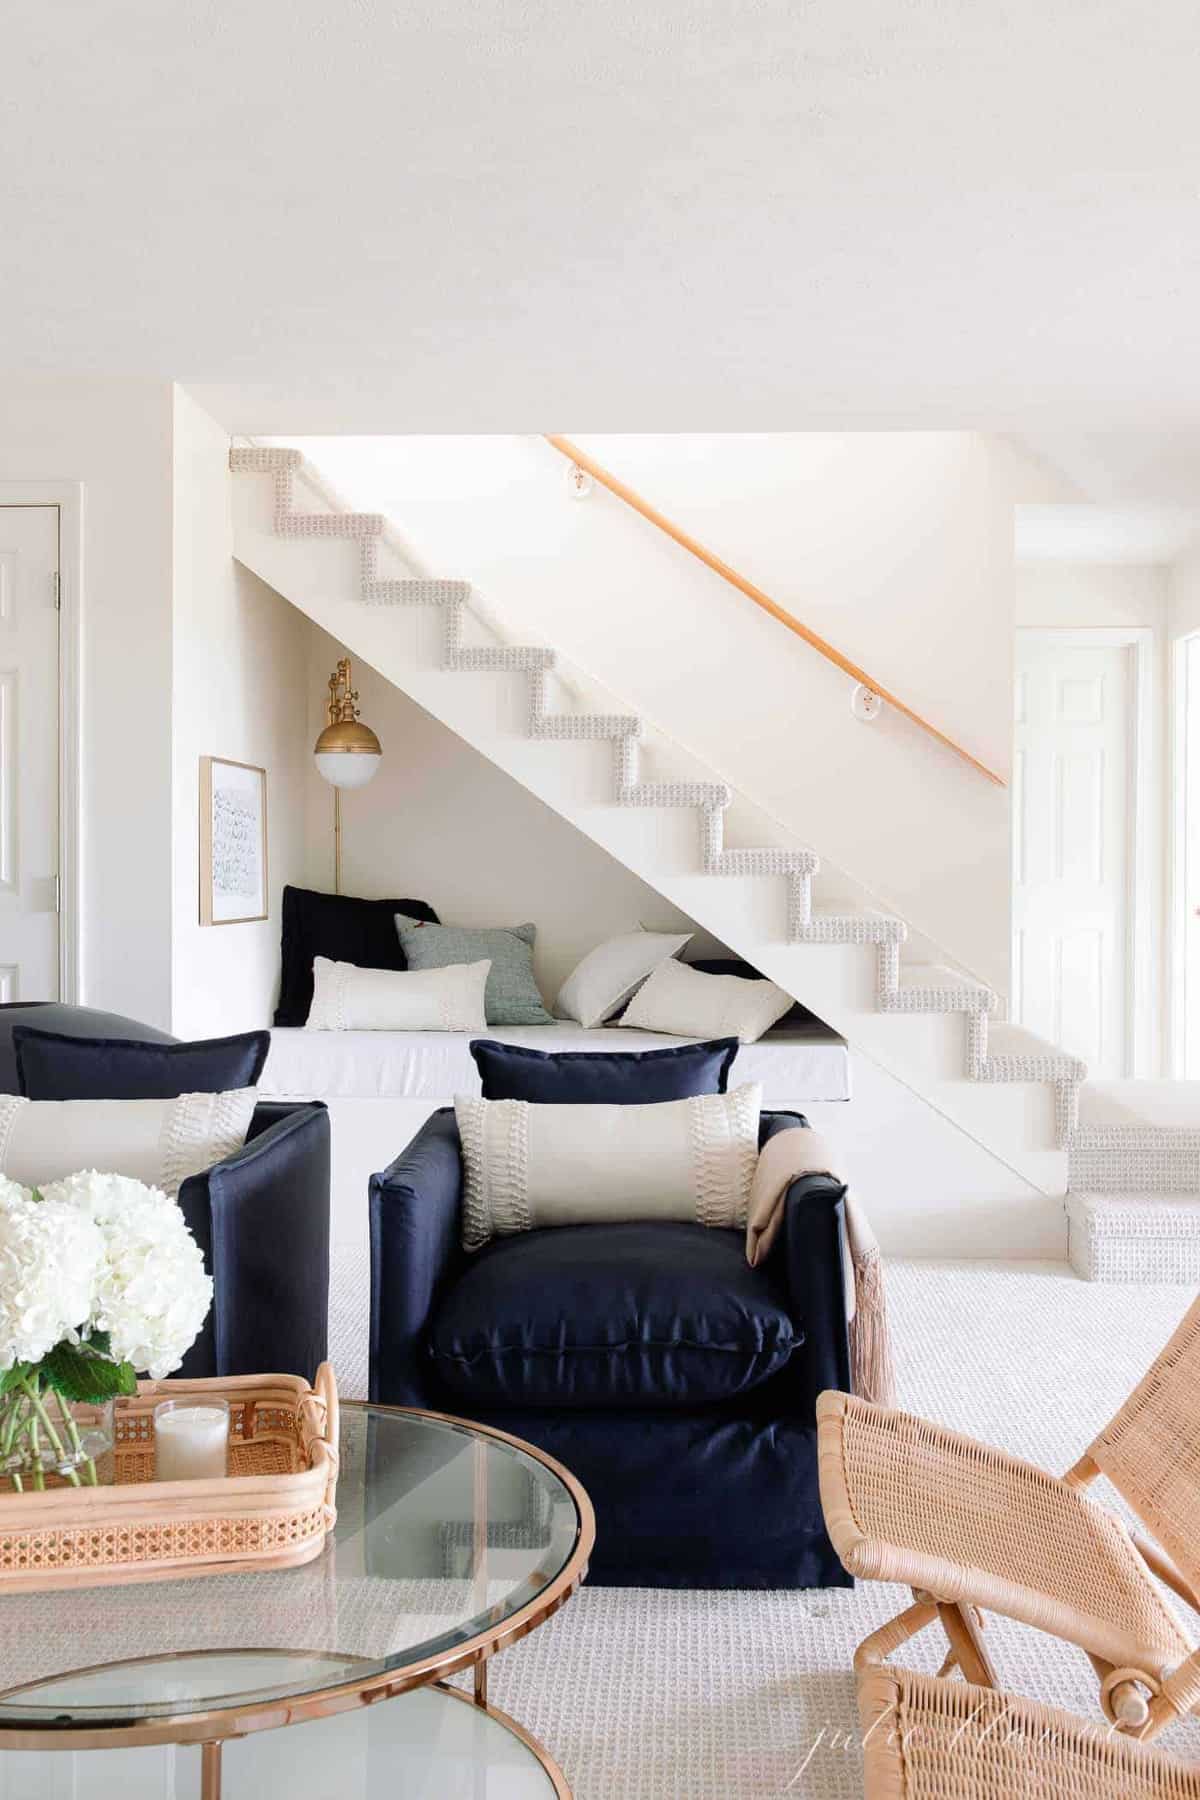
[
  {"left": 1184, "top": 634, "right": 1200, "bottom": 1078},
  {"left": 0, "top": 507, "right": 60, "bottom": 1002},
  {"left": 1013, "top": 633, "right": 1133, "bottom": 1077}
]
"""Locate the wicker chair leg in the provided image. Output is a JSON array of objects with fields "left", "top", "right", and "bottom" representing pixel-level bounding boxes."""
[
  {"left": 1133, "top": 1534, "right": 1200, "bottom": 1610},
  {"left": 937, "top": 1602, "right": 999, "bottom": 1688},
  {"left": 853, "top": 1600, "right": 940, "bottom": 1672}
]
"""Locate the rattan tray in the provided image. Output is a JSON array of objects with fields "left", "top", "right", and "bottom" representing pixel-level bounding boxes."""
[{"left": 0, "top": 1364, "right": 339, "bottom": 1592}]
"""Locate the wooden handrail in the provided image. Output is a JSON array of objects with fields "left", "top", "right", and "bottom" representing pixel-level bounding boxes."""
[{"left": 544, "top": 434, "right": 1006, "bottom": 789}]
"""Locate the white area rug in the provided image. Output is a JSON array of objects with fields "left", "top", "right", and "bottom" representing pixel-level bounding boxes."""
[
  {"left": 442, "top": 1261, "right": 1200, "bottom": 1798},
  {"left": 23, "top": 1261, "right": 1200, "bottom": 1796}
]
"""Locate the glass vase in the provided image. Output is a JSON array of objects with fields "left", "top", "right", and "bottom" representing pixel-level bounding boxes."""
[{"left": 0, "top": 1385, "right": 115, "bottom": 1491}]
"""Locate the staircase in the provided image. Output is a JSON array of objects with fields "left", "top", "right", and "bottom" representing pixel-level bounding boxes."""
[{"left": 231, "top": 445, "right": 1200, "bottom": 1277}]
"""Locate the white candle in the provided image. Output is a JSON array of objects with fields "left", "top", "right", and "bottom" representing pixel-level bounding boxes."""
[{"left": 154, "top": 1402, "right": 229, "bottom": 1481}]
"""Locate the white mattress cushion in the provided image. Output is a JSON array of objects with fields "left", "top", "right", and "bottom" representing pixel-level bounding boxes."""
[
  {"left": 455, "top": 1083, "right": 762, "bottom": 1249},
  {"left": 0, "top": 1090, "right": 258, "bottom": 1197},
  {"left": 262, "top": 1023, "right": 851, "bottom": 1104}
]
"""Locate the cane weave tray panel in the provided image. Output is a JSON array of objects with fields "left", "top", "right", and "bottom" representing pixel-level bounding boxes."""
[{"left": 0, "top": 1368, "right": 339, "bottom": 1593}]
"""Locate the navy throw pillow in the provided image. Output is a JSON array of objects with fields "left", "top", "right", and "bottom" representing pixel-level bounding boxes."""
[
  {"left": 469, "top": 1036, "right": 739, "bottom": 1103},
  {"left": 14, "top": 1027, "right": 270, "bottom": 1101},
  {"left": 275, "top": 885, "right": 440, "bottom": 1026}
]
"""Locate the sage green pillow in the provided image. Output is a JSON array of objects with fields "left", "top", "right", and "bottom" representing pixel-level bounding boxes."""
[{"left": 394, "top": 915, "right": 554, "bottom": 1026}]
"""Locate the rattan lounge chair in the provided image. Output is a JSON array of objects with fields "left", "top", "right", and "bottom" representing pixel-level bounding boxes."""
[
  {"left": 859, "top": 1663, "right": 1200, "bottom": 1799},
  {"left": 818, "top": 1293, "right": 1200, "bottom": 1740}
]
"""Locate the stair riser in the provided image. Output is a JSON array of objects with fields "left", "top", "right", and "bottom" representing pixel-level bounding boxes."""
[
  {"left": 1067, "top": 1195, "right": 1200, "bottom": 1281},
  {"left": 1070, "top": 1138, "right": 1200, "bottom": 1194}
]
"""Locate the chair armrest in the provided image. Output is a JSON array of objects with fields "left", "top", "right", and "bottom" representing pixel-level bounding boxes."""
[
  {"left": 176, "top": 1102, "right": 330, "bottom": 1382},
  {"left": 778, "top": 1172, "right": 853, "bottom": 1411},
  {"left": 369, "top": 1107, "right": 466, "bottom": 1406}
]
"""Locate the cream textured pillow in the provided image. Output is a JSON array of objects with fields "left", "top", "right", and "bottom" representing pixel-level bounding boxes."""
[
  {"left": 554, "top": 930, "right": 692, "bottom": 1029},
  {"left": 454, "top": 1082, "right": 762, "bottom": 1250},
  {"left": 622, "top": 958, "right": 795, "bottom": 1043},
  {"left": 306, "top": 957, "right": 490, "bottom": 1031},
  {"left": 0, "top": 1089, "right": 257, "bottom": 1198}
]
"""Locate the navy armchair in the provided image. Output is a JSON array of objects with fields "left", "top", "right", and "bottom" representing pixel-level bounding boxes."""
[
  {"left": 0, "top": 1004, "right": 330, "bottom": 1384},
  {"left": 177, "top": 1099, "right": 330, "bottom": 1382},
  {"left": 370, "top": 1108, "right": 853, "bottom": 1589}
]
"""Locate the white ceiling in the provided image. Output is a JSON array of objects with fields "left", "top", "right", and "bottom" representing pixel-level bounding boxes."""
[{"left": 6, "top": 3, "right": 1200, "bottom": 493}]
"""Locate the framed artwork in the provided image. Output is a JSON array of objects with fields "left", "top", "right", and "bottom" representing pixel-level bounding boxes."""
[{"left": 199, "top": 757, "right": 268, "bottom": 926}]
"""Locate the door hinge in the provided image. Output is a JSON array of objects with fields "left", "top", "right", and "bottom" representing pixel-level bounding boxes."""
[
  {"left": 51, "top": 572, "right": 60, "bottom": 611},
  {"left": 53, "top": 875, "right": 61, "bottom": 914}
]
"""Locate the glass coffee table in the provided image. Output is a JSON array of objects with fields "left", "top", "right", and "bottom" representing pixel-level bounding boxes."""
[{"left": 0, "top": 1405, "right": 594, "bottom": 1797}]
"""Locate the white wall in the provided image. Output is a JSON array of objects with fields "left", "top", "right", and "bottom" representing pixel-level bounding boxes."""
[
  {"left": 304, "top": 626, "right": 728, "bottom": 999},
  {"left": 281, "top": 432, "right": 1018, "bottom": 993},
  {"left": 171, "top": 389, "right": 311, "bottom": 1037},
  {"left": 1170, "top": 537, "right": 1200, "bottom": 642},
  {"left": 1017, "top": 562, "right": 1170, "bottom": 633},
  {"left": 0, "top": 377, "right": 175, "bottom": 1025}
]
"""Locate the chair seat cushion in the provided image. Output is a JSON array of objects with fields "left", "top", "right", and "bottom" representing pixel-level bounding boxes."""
[{"left": 430, "top": 1221, "right": 802, "bottom": 1409}]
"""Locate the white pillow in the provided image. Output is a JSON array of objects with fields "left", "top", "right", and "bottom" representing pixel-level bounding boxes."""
[
  {"left": 454, "top": 1083, "right": 761, "bottom": 1250},
  {"left": 306, "top": 957, "right": 490, "bottom": 1031},
  {"left": 554, "top": 930, "right": 692, "bottom": 1029},
  {"left": 0, "top": 1089, "right": 257, "bottom": 1198},
  {"left": 622, "top": 958, "right": 794, "bottom": 1043}
]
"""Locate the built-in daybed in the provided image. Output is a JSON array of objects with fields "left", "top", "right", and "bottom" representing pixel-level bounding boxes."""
[{"left": 262, "top": 1016, "right": 850, "bottom": 1106}]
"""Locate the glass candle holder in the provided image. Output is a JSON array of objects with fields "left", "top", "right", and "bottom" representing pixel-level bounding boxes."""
[
  {"left": 153, "top": 1398, "right": 230, "bottom": 1482},
  {"left": 0, "top": 1395, "right": 114, "bottom": 1491}
]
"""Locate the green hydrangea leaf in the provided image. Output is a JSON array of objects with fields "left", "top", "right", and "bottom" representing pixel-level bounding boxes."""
[{"left": 41, "top": 1344, "right": 137, "bottom": 1404}]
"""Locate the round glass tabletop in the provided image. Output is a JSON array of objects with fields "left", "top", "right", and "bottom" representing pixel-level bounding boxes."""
[{"left": 0, "top": 1406, "right": 591, "bottom": 1736}]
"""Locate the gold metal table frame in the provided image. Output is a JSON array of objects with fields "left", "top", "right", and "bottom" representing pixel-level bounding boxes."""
[{"left": 0, "top": 1404, "right": 595, "bottom": 1799}]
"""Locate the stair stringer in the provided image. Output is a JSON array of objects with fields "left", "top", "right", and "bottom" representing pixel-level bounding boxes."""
[{"left": 231, "top": 447, "right": 1080, "bottom": 1199}]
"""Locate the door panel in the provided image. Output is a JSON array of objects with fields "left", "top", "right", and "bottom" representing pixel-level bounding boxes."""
[
  {"left": 1013, "top": 635, "right": 1132, "bottom": 1077},
  {"left": 0, "top": 507, "right": 60, "bottom": 1002}
]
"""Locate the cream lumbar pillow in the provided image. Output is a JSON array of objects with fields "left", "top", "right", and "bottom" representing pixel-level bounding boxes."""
[
  {"left": 306, "top": 957, "right": 491, "bottom": 1032},
  {"left": 554, "top": 930, "right": 693, "bottom": 1029},
  {"left": 622, "top": 958, "right": 794, "bottom": 1044},
  {"left": 0, "top": 1089, "right": 258, "bottom": 1198},
  {"left": 454, "top": 1082, "right": 761, "bottom": 1250}
]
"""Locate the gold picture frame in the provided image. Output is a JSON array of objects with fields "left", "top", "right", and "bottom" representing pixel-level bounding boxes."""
[{"left": 199, "top": 756, "right": 268, "bottom": 926}]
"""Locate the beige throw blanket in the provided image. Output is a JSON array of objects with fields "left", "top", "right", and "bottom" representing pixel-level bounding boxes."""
[{"left": 745, "top": 1127, "right": 896, "bottom": 1407}]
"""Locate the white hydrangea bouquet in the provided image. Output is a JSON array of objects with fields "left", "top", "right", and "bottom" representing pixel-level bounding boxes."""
[{"left": 0, "top": 1171, "right": 213, "bottom": 1491}]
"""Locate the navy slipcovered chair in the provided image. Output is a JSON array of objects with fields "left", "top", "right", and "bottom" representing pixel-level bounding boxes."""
[
  {"left": 0, "top": 1004, "right": 330, "bottom": 1383},
  {"left": 370, "top": 1108, "right": 853, "bottom": 1589}
]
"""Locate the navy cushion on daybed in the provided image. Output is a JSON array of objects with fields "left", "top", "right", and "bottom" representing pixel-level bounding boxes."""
[
  {"left": 469, "top": 1035, "right": 739, "bottom": 1103},
  {"left": 275, "top": 885, "right": 440, "bottom": 1026},
  {"left": 14, "top": 1026, "right": 271, "bottom": 1100},
  {"left": 430, "top": 1221, "right": 801, "bottom": 1410}
]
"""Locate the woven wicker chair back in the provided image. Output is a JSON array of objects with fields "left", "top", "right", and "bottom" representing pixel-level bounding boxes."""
[{"left": 1087, "top": 1294, "right": 1200, "bottom": 1595}]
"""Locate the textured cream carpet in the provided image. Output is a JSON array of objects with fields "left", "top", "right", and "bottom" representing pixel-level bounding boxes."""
[
  {"left": 28, "top": 1261, "right": 1200, "bottom": 1797},
  {"left": 452, "top": 1260, "right": 1200, "bottom": 1798}
]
